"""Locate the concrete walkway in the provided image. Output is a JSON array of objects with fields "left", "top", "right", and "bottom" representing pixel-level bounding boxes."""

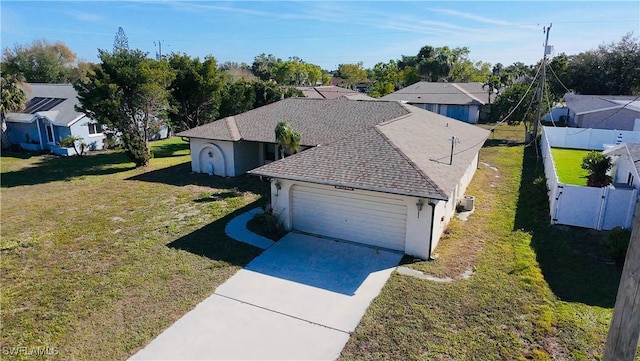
[
  {"left": 224, "top": 207, "right": 275, "bottom": 250},
  {"left": 130, "top": 210, "right": 402, "bottom": 361}
]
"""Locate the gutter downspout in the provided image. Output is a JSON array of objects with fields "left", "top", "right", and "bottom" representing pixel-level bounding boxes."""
[{"left": 427, "top": 200, "right": 437, "bottom": 260}]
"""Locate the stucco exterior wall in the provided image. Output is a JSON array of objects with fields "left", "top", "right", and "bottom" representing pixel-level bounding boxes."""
[
  {"left": 611, "top": 153, "right": 640, "bottom": 188},
  {"left": 189, "top": 138, "right": 236, "bottom": 176},
  {"left": 409, "top": 103, "right": 479, "bottom": 124},
  {"left": 578, "top": 108, "right": 640, "bottom": 131},
  {"left": 6, "top": 121, "right": 41, "bottom": 147},
  {"left": 233, "top": 141, "right": 261, "bottom": 175},
  {"left": 267, "top": 152, "right": 480, "bottom": 259},
  {"left": 269, "top": 179, "right": 436, "bottom": 259},
  {"left": 69, "top": 117, "right": 106, "bottom": 151}
]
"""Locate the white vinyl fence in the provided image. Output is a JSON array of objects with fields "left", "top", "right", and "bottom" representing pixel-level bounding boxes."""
[{"left": 541, "top": 127, "right": 638, "bottom": 230}]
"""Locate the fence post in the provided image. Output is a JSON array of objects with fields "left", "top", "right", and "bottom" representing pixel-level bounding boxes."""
[
  {"left": 597, "top": 187, "right": 609, "bottom": 231},
  {"left": 603, "top": 202, "right": 640, "bottom": 360}
]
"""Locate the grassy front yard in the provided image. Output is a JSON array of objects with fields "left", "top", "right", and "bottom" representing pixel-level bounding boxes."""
[
  {"left": 1, "top": 138, "right": 268, "bottom": 360},
  {"left": 550, "top": 147, "right": 591, "bottom": 186},
  {"left": 340, "top": 125, "right": 633, "bottom": 360}
]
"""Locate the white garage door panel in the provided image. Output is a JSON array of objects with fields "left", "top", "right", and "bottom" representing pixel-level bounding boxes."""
[{"left": 291, "top": 186, "right": 407, "bottom": 251}]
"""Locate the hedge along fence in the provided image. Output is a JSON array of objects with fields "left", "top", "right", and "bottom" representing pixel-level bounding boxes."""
[{"left": 541, "top": 126, "right": 637, "bottom": 230}]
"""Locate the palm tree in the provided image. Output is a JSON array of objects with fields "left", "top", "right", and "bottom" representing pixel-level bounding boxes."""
[
  {"left": 0, "top": 74, "right": 28, "bottom": 148},
  {"left": 274, "top": 121, "right": 301, "bottom": 159}
]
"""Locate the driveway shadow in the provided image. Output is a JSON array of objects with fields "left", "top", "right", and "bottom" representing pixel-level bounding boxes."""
[
  {"left": 167, "top": 202, "right": 264, "bottom": 267},
  {"left": 245, "top": 233, "right": 403, "bottom": 295},
  {"left": 514, "top": 144, "right": 621, "bottom": 308}
]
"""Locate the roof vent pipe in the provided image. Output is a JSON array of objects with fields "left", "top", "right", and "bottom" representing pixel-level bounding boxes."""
[{"left": 450, "top": 136, "right": 460, "bottom": 165}]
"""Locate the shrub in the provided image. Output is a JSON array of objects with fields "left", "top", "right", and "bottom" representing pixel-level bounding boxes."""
[
  {"left": 605, "top": 227, "right": 631, "bottom": 266},
  {"left": 248, "top": 206, "right": 285, "bottom": 241},
  {"left": 581, "top": 151, "right": 613, "bottom": 187},
  {"left": 58, "top": 135, "right": 86, "bottom": 156}
]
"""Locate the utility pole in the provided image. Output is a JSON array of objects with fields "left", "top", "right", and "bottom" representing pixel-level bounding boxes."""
[
  {"left": 154, "top": 40, "right": 163, "bottom": 60},
  {"left": 603, "top": 202, "right": 640, "bottom": 360},
  {"left": 531, "top": 23, "right": 552, "bottom": 141}
]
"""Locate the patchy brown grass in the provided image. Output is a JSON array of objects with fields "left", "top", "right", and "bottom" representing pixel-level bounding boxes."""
[
  {"left": 340, "top": 124, "right": 634, "bottom": 360},
  {"left": 1, "top": 138, "right": 268, "bottom": 360}
]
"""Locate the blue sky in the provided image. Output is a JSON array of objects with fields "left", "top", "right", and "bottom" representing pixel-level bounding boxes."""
[{"left": 1, "top": 1, "right": 638, "bottom": 71}]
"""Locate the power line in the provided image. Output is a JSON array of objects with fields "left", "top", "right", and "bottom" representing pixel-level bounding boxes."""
[
  {"left": 567, "top": 96, "right": 640, "bottom": 136},
  {"left": 428, "top": 63, "right": 543, "bottom": 162},
  {"left": 547, "top": 63, "right": 571, "bottom": 94}
]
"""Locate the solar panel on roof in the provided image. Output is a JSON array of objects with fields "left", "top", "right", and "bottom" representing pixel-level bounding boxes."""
[{"left": 22, "top": 97, "right": 66, "bottom": 113}]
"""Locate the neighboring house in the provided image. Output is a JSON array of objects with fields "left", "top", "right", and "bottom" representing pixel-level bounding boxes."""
[
  {"left": 563, "top": 93, "right": 640, "bottom": 130},
  {"left": 604, "top": 142, "right": 640, "bottom": 190},
  {"left": 381, "top": 82, "right": 496, "bottom": 124},
  {"left": 541, "top": 126, "right": 639, "bottom": 231},
  {"left": 179, "top": 96, "right": 490, "bottom": 259},
  {"left": 4, "top": 84, "right": 105, "bottom": 155},
  {"left": 296, "top": 85, "right": 374, "bottom": 100}
]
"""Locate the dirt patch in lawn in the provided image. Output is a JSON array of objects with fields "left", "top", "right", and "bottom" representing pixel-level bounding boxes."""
[{"left": 401, "top": 160, "right": 500, "bottom": 280}]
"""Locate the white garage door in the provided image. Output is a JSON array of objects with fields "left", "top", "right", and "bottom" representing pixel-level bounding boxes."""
[{"left": 291, "top": 185, "right": 407, "bottom": 251}]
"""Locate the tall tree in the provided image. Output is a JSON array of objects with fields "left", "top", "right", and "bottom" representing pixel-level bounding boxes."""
[
  {"left": 75, "top": 49, "right": 175, "bottom": 166},
  {"left": 2, "top": 39, "right": 77, "bottom": 83},
  {"left": 369, "top": 60, "right": 399, "bottom": 98},
  {"left": 416, "top": 45, "right": 452, "bottom": 82},
  {"left": 567, "top": 33, "right": 640, "bottom": 95},
  {"left": 489, "top": 82, "right": 551, "bottom": 129},
  {"left": 168, "top": 54, "right": 226, "bottom": 131},
  {"left": 113, "top": 27, "right": 129, "bottom": 53},
  {"left": 337, "top": 62, "right": 368, "bottom": 88},
  {"left": 252, "top": 53, "right": 279, "bottom": 81},
  {"left": 219, "top": 79, "right": 256, "bottom": 118}
]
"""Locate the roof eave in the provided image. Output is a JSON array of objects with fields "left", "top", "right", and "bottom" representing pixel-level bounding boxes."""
[{"left": 246, "top": 171, "right": 448, "bottom": 200}]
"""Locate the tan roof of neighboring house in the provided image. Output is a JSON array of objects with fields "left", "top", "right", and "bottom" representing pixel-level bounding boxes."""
[
  {"left": 296, "top": 85, "right": 363, "bottom": 99},
  {"left": 177, "top": 97, "right": 408, "bottom": 146},
  {"left": 249, "top": 104, "right": 490, "bottom": 200},
  {"left": 381, "top": 81, "right": 494, "bottom": 106}
]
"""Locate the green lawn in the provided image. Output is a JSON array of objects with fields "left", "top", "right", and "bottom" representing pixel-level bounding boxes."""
[
  {"left": 550, "top": 148, "right": 592, "bottom": 186},
  {"left": 340, "top": 126, "right": 635, "bottom": 360},
  {"left": 1, "top": 138, "right": 268, "bottom": 360}
]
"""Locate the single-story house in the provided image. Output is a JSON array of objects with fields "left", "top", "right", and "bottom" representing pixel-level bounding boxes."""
[
  {"left": 179, "top": 96, "right": 490, "bottom": 259},
  {"left": 563, "top": 93, "right": 640, "bottom": 130},
  {"left": 177, "top": 97, "right": 409, "bottom": 177},
  {"left": 249, "top": 102, "right": 490, "bottom": 259},
  {"left": 380, "top": 82, "right": 496, "bottom": 124},
  {"left": 604, "top": 142, "right": 640, "bottom": 190},
  {"left": 4, "top": 83, "right": 105, "bottom": 155}
]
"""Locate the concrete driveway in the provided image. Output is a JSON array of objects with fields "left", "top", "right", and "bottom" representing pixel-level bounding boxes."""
[{"left": 130, "top": 232, "right": 402, "bottom": 360}]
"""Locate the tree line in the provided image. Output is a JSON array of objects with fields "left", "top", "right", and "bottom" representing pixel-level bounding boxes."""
[{"left": 2, "top": 28, "right": 638, "bottom": 166}]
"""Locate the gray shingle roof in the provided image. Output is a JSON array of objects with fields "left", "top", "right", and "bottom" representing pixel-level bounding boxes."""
[
  {"left": 5, "top": 83, "right": 86, "bottom": 126},
  {"left": 380, "top": 82, "right": 494, "bottom": 105},
  {"left": 177, "top": 97, "right": 409, "bottom": 146},
  {"left": 249, "top": 104, "right": 490, "bottom": 199},
  {"left": 564, "top": 94, "right": 640, "bottom": 114},
  {"left": 605, "top": 142, "right": 640, "bottom": 177}
]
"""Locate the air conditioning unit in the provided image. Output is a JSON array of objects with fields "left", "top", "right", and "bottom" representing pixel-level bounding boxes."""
[{"left": 461, "top": 195, "right": 475, "bottom": 211}]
